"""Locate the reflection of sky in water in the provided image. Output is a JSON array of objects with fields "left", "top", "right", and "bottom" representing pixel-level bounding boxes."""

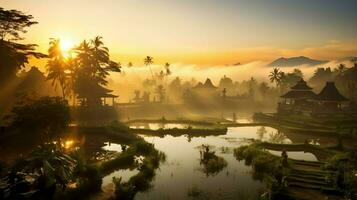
[
  {"left": 135, "top": 134, "right": 264, "bottom": 200},
  {"left": 102, "top": 169, "right": 138, "bottom": 186},
  {"left": 225, "top": 117, "right": 252, "bottom": 123},
  {"left": 268, "top": 150, "right": 317, "bottom": 162},
  {"left": 102, "top": 142, "right": 123, "bottom": 152},
  {"left": 130, "top": 123, "right": 210, "bottom": 130},
  {"left": 100, "top": 125, "right": 322, "bottom": 199}
]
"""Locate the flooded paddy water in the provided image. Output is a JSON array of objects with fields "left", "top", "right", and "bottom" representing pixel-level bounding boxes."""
[
  {"left": 0, "top": 121, "right": 342, "bottom": 200},
  {"left": 99, "top": 123, "right": 325, "bottom": 199}
]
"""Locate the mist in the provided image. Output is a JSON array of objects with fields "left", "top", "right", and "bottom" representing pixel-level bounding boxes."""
[{"left": 108, "top": 59, "right": 353, "bottom": 102}]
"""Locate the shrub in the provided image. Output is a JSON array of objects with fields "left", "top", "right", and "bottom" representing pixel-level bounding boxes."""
[{"left": 10, "top": 96, "right": 70, "bottom": 137}]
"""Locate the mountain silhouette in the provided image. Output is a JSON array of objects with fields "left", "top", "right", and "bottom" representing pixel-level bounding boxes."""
[{"left": 268, "top": 56, "right": 328, "bottom": 67}]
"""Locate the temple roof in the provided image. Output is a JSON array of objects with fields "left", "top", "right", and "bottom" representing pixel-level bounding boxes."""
[
  {"left": 281, "top": 78, "right": 315, "bottom": 99},
  {"left": 290, "top": 78, "right": 312, "bottom": 90},
  {"left": 281, "top": 90, "right": 316, "bottom": 99},
  {"left": 315, "top": 82, "right": 348, "bottom": 102},
  {"left": 77, "top": 81, "right": 118, "bottom": 98},
  {"left": 193, "top": 82, "right": 203, "bottom": 89},
  {"left": 203, "top": 78, "right": 217, "bottom": 89},
  {"left": 194, "top": 78, "right": 217, "bottom": 89}
]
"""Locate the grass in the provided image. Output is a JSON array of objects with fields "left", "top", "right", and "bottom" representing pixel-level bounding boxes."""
[{"left": 234, "top": 144, "right": 282, "bottom": 180}]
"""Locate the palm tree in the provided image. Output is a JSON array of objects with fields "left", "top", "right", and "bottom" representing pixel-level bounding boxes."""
[
  {"left": 334, "top": 64, "right": 346, "bottom": 76},
  {"left": 144, "top": 56, "right": 154, "bottom": 79},
  {"left": 259, "top": 81, "right": 269, "bottom": 99},
  {"left": 46, "top": 38, "right": 67, "bottom": 99},
  {"left": 155, "top": 84, "right": 166, "bottom": 103},
  {"left": 164, "top": 62, "right": 171, "bottom": 75},
  {"left": 128, "top": 62, "right": 133, "bottom": 68},
  {"left": 269, "top": 68, "right": 283, "bottom": 87}
]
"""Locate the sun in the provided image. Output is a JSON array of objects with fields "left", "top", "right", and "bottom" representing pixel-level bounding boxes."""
[{"left": 59, "top": 38, "right": 75, "bottom": 58}]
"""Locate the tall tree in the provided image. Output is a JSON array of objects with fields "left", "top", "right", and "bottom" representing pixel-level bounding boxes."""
[
  {"left": 0, "top": 7, "right": 45, "bottom": 86},
  {"left": 144, "top": 56, "right": 154, "bottom": 79},
  {"left": 269, "top": 68, "right": 283, "bottom": 87},
  {"left": 259, "top": 81, "right": 270, "bottom": 99},
  {"left": 72, "top": 36, "right": 121, "bottom": 104},
  {"left": 164, "top": 62, "right": 171, "bottom": 75},
  {"left": 46, "top": 38, "right": 67, "bottom": 99},
  {"left": 155, "top": 84, "right": 166, "bottom": 103}
]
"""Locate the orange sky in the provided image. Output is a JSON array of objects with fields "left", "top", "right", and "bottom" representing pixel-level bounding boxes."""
[{"left": 2, "top": 0, "right": 357, "bottom": 67}]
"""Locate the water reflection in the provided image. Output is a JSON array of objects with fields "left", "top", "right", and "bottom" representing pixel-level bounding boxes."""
[{"left": 198, "top": 145, "right": 227, "bottom": 176}]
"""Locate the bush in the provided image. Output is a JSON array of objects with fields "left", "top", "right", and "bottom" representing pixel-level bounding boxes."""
[
  {"left": 234, "top": 144, "right": 280, "bottom": 180},
  {"left": 10, "top": 96, "right": 70, "bottom": 136}
]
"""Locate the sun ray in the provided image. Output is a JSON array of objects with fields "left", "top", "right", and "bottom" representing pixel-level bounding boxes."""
[{"left": 59, "top": 37, "right": 75, "bottom": 58}]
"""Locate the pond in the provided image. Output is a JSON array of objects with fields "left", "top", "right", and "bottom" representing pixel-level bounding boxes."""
[{"left": 101, "top": 125, "right": 319, "bottom": 199}]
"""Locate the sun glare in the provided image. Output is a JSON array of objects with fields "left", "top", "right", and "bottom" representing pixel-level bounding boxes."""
[{"left": 59, "top": 38, "right": 75, "bottom": 58}]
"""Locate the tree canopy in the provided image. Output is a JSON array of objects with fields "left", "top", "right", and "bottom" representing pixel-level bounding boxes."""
[{"left": 0, "top": 7, "right": 45, "bottom": 86}]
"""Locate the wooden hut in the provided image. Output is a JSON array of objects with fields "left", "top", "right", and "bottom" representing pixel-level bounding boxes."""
[
  {"left": 77, "top": 82, "right": 118, "bottom": 107},
  {"left": 314, "top": 82, "right": 348, "bottom": 112},
  {"left": 278, "top": 78, "right": 316, "bottom": 113}
]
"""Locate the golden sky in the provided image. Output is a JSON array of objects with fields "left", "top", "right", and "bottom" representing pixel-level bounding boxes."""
[{"left": 2, "top": 0, "right": 357, "bottom": 66}]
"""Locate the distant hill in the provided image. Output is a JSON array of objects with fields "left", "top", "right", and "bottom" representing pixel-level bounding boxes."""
[{"left": 268, "top": 56, "right": 328, "bottom": 67}]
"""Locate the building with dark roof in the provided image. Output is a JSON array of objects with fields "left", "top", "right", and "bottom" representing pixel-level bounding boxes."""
[
  {"left": 314, "top": 82, "right": 348, "bottom": 111},
  {"left": 193, "top": 78, "right": 217, "bottom": 90},
  {"left": 278, "top": 78, "right": 316, "bottom": 113},
  {"left": 76, "top": 80, "right": 118, "bottom": 107},
  {"left": 278, "top": 79, "right": 350, "bottom": 115}
]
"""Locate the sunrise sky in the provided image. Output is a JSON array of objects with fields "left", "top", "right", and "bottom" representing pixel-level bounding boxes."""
[{"left": 2, "top": 0, "right": 357, "bottom": 65}]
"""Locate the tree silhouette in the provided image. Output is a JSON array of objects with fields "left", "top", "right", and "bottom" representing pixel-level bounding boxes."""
[
  {"left": 46, "top": 38, "right": 67, "bottom": 99},
  {"left": 0, "top": 7, "right": 45, "bottom": 86},
  {"left": 164, "top": 62, "right": 171, "bottom": 75},
  {"left": 155, "top": 85, "right": 166, "bottom": 103},
  {"left": 334, "top": 64, "right": 346, "bottom": 76},
  {"left": 144, "top": 56, "right": 154, "bottom": 79},
  {"left": 128, "top": 62, "right": 133, "bottom": 68},
  {"left": 73, "top": 36, "right": 121, "bottom": 103},
  {"left": 269, "top": 68, "right": 283, "bottom": 87},
  {"left": 259, "top": 81, "right": 269, "bottom": 99}
]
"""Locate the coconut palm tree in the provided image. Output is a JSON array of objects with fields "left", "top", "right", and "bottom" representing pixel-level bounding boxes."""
[
  {"left": 46, "top": 38, "right": 67, "bottom": 99},
  {"left": 164, "top": 62, "right": 171, "bottom": 75},
  {"left": 269, "top": 68, "right": 283, "bottom": 87},
  {"left": 144, "top": 56, "right": 154, "bottom": 79}
]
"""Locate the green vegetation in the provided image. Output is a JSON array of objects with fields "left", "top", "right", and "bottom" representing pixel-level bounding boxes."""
[
  {"left": 0, "top": 143, "right": 76, "bottom": 199},
  {"left": 9, "top": 96, "right": 70, "bottom": 136},
  {"left": 0, "top": 7, "right": 46, "bottom": 87},
  {"left": 198, "top": 145, "right": 227, "bottom": 176},
  {"left": 234, "top": 144, "right": 282, "bottom": 181},
  {"left": 110, "top": 139, "right": 166, "bottom": 200}
]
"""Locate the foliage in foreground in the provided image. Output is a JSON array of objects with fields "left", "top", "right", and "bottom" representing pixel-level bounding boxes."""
[
  {"left": 324, "top": 150, "right": 357, "bottom": 198},
  {"left": 234, "top": 144, "right": 281, "bottom": 180},
  {"left": 110, "top": 139, "right": 166, "bottom": 200},
  {"left": 8, "top": 96, "right": 70, "bottom": 137},
  {"left": 0, "top": 143, "right": 103, "bottom": 200}
]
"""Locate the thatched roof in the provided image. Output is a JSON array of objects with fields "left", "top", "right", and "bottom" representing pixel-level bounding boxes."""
[
  {"left": 290, "top": 78, "right": 312, "bottom": 90},
  {"left": 315, "top": 82, "right": 348, "bottom": 102},
  {"left": 193, "top": 82, "right": 203, "bottom": 89},
  {"left": 77, "top": 81, "right": 118, "bottom": 98},
  {"left": 193, "top": 78, "right": 217, "bottom": 89},
  {"left": 281, "top": 78, "right": 315, "bottom": 99},
  {"left": 281, "top": 90, "right": 316, "bottom": 99}
]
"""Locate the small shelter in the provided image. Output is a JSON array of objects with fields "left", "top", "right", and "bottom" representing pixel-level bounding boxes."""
[
  {"left": 314, "top": 82, "right": 348, "bottom": 111},
  {"left": 77, "top": 82, "right": 118, "bottom": 107},
  {"left": 280, "top": 78, "right": 316, "bottom": 106}
]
